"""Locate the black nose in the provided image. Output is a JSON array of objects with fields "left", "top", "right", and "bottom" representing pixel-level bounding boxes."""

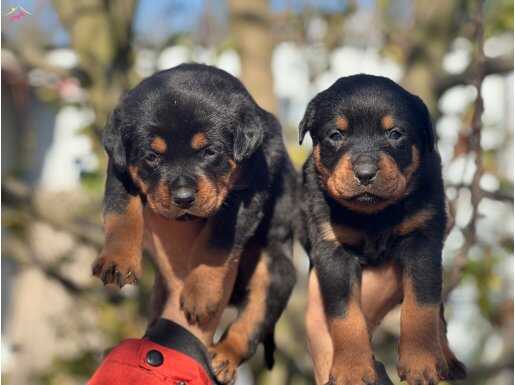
[
  {"left": 172, "top": 187, "right": 195, "bottom": 208},
  {"left": 354, "top": 162, "right": 378, "bottom": 185},
  {"left": 171, "top": 176, "right": 196, "bottom": 208}
]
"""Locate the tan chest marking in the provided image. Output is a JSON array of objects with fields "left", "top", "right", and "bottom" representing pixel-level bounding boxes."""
[
  {"left": 143, "top": 208, "right": 205, "bottom": 282},
  {"left": 394, "top": 208, "right": 434, "bottom": 236},
  {"left": 320, "top": 221, "right": 364, "bottom": 247}
]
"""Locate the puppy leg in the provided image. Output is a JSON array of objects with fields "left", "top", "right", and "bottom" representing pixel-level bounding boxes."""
[
  {"left": 396, "top": 236, "right": 448, "bottom": 385},
  {"left": 180, "top": 222, "right": 240, "bottom": 326},
  {"left": 93, "top": 161, "right": 143, "bottom": 287},
  {"left": 211, "top": 245, "right": 295, "bottom": 384},
  {"left": 314, "top": 252, "right": 378, "bottom": 385},
  {"left": 361, "top": 262, "right": 403, "bottom": 335},
  {"left": 307, "top": 267, "right": 399, "bottom": 385},
  {"left": 306, "top": 269, "right": 333, "bottom": 385}
]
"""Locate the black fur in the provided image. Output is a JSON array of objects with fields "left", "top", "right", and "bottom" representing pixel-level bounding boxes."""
[
  {"left": 299, "top": 74, "right": 465, "bottom": 383},
  {"left": 102, "top": 63, "right": 296, "bottom": 375},
  {"left": 299, "top": 74, "right": 446, "bottom": 306}
]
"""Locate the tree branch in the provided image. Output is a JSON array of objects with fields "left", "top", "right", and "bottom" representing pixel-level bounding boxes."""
[
  {"left": 445, "top": 0, "right": 486, "bottom": 297},
  {"left": 2, "top": 178, "right": 104, "bottom": 249},
  {"left": 435, "top": 54, "right": 513, "bottom": 97}
]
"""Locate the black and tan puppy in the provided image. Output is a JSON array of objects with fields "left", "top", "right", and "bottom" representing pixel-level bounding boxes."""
[
  {"left": 92, "top": 63, "right": 296, "bottom": 384},
  {"left": 299, "top": 74, "right": 466, "bottom": 385}
]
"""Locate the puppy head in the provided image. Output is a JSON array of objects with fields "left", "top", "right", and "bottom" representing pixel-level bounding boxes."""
[
  {"left": 299, "top": 74, "right": 434, "bottom": 214},
  {"left": 104, "top": 64, "right": 263, "bottom": 220}
]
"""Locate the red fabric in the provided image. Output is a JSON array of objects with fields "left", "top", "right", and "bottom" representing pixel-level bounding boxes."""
[{"left": 88, "top": 339, "right": 212, "bottom": 385}]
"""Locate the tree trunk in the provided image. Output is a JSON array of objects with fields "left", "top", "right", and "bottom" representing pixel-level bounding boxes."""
[
  {"left": 52, "top": 0, "right": 139, "bottom": 138},
  {"left": 229, "top": 0, "right": 278, "bottom": 114}
]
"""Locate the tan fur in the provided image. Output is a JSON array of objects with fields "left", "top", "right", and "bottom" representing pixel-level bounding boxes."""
[
  {"left": 210, "top": 250, "right": 271, "bottom": 382},
  {"left": 151, "top": 136, "right": 167, "bottom": 153},
  {"left": 394, "top": 208, "right": 434, "bottom": 236},
  {"left": 128, "top": 165, "right": 149, "bottom": 194},
  {"left": 325, "top": 153, "right": 355, "bottom": 198},
  {"left": 217, "top": 159, "right": 239, "bottom": 206},
  {"left": 375, "top": 152, "right": 409, "bottom": 197},
  {"left": 313, "top": 145, "right": 331, "bottom": 181},
  {"left": 144, "top": 209, "right": 231, "bottom": 344},
  {"left": 322, "top": 145, "right": 420, "bottom": 214},
  {"left": 191, "top": 132, "right": 208, "bottom": 150},
  {"left": 306, "top": 264, "right": 408, "bottom": 385},
  {"left": 328, "top": 285, "right": 378, "bottom": 384},
  {"left": 334, "top": 224, "right": 364, "bottom": 246},
  {"left": 148, "top": 181, "right": 172, "bottom": 213},
  {"left": 131, "top": 158, "right": 238, "bottom": 219},
  {"left": 404, "top": 145, "right": 420, "bottom": 181},
  {"left": 381, "top": 115, "right": 395, "bottom": 130},
  {"left": 306, "top": 270, "right": 334, "bottom": 385},
  {"left": 335, "top": 115, "right": 349, "bottom": 131},
  {"left": 195, "top": 175, "right": 219, "bottom": 215},
  {"left": 320, "top": 220, "right": 363, "bottom": 246},
  {"left": 195, "top": 160, "right": 238, "bottom": 217},
  {"left": 398, "top": 276, "right": 447, "bottom": 384},
  {"left": 178, "top": 219, "right": 241, "bottom": 327},
  {"left": 361, "top": 262, "right": 403, "bottom": 333},
  {"left": 320, "top": 221, "right": 337, "bottom": 242},
  {"left": 95, "top": 195, "right": 144, "bottom": 282}
]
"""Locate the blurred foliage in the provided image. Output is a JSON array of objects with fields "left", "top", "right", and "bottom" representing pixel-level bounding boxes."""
[{"left": 485, "top": 0, "right": 514, "bottom": 36}]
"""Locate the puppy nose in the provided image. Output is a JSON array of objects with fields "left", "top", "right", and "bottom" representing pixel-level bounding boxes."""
[
  {"left": 354, "top": 162, "right": 378, "bottom": 185},
  {"left": 171, "top": 176, "right": 196, "bottom": 208},
  {"left": 172, "top": 187, "right": 195, "bottom": 208}
]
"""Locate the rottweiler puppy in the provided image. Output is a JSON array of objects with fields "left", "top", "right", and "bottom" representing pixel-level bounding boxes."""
[
  {"left": 298, "top": 74, "right": 466, "bottom": 385},
  {"left": 92, "top": 63, "right": 296, "bottom": 384}
]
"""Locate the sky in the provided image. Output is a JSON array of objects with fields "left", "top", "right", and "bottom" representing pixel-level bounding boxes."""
[{"left": 1, "top": 0, "right": 374, "bottom": 47}]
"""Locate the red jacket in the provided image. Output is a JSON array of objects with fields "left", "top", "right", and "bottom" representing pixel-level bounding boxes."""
[{"left": 88, "top": 319, "right": 216, "bottom": 385}]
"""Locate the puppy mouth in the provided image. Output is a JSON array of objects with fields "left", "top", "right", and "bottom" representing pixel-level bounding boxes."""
[
  {"left": 175, "top": 212, "right": 201, "bottom": 221},
  {"left": 348, "top": 192, "right": 386, "bottom": 204},
  {"left": 149, "top": 205, "right": 203, "bottom": 221}
]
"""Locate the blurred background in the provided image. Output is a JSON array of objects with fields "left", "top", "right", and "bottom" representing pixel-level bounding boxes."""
[{"left": 1, "top": 0, "right": 513, "bottom": 384}]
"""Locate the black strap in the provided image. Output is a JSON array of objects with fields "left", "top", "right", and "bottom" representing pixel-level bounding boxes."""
[{"left": 144, "top": 318, "right": 220, "bottom": 384}]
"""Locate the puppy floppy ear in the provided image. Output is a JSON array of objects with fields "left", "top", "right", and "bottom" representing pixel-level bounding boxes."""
[
  {"left": 233, "top": 109, "right": 264, "bottom": 162},
  {"left": 102, "top": 107, "right": 127, "bottom": 172},
  {"left": 299, "top": 97, "right": 318, "bottom": 145},
  {"left": 412, "top": 95, "right": 435, "bottom": 153}
]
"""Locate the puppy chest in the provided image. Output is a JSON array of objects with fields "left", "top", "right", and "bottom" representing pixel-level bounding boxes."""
[
  {"left": 331, "top": 223, "right": 396, "bottom": 265},
  {"left": 142, "top": 207, "right": 205, "bottom": 281}
]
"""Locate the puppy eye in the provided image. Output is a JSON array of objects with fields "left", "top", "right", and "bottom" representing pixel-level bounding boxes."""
[
  {"left": 144, "top": 152, "right": 159, "bottom": 165},
  {"left": 387, "top": 128, "right": 403, "bottom": 141},
  {"left": 329, "top": 131, "right": 345, "bottom": 142},
  {"left": 202, "top": 146, "right": 217, "bottom": 159}
]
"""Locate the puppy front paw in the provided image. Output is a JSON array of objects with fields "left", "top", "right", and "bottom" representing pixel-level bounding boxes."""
[
  {"left": 92, "top": 251, "right": 142, "bottom": 288},
  {"left": 210, "top": 342, "right": 242, "bottom": 385},
  {"left": 398, "top": 350, "right": 448, "bottom": 385},
  {"left": 327, "top": 354, "right": 379, "bottom": 385},
  {"left": 180, "top": 275, "right": 223, "bottom": 325}
]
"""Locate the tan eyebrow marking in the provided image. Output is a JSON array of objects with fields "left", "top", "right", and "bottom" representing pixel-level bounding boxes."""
[
  {"left": 335, "top": 115, "right": 349, "bottom": 131},
  {"left": 381, "top": 115, "right": 395, "bottom": 130},
  {"left": 151, "top": 136, "right": 167, "bottom": 153},
  {"left": 191, "top": 132, "right": 208, "bottom": 150}
]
